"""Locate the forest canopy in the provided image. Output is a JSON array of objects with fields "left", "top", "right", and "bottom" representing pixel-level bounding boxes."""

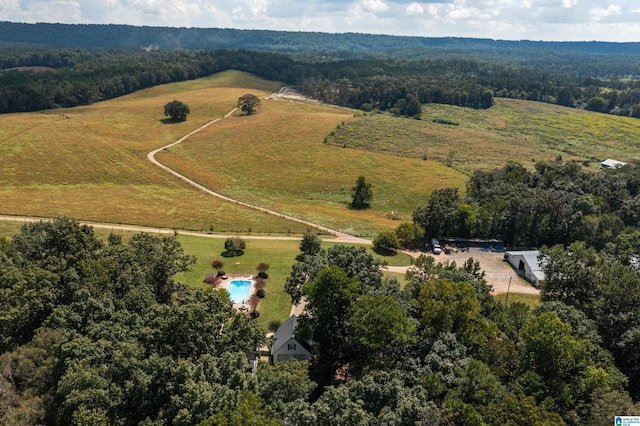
[{"left": 2, "top": 44, "right": 640, "bottom": 118}]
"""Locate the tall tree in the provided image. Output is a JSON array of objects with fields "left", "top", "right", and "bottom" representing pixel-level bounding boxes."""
[
  {"left": 299, "top": 232, "right": 322, "bottom": 256},
  {"left": 372, "top": 230, "right": 400, "bottom": 253},
  {"left": 163, "top": 99, "right": 190, "bottom": 122},
  {"left": 413, "top": 187, "right": 461, "bottom": 239},
  {"left": 237, "top": 94, "right": 261, "bottom": 115},
  {"left": 395, "top": 222, "right": 424, "bottom": 249},
  {"left": 347, "top": 294, "right": 415, "bottom": 375},
  {"left": 539, "top": 241, "right": 602, "bottom": 314},
  {"left": 299, "top": 266, "right": 361, "bottom": 389},
  {"left": 350, "top": 176, "right": 373, "bottom": 209}
]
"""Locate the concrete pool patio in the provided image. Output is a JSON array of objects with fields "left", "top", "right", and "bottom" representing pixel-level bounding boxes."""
[{"left": 215, "top": 274, "right": 258, "bottom": 312}]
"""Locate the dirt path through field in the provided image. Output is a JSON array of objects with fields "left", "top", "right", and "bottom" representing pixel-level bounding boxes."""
[{"left": 146, "top": 99, "right": 371, "bottom": 246}]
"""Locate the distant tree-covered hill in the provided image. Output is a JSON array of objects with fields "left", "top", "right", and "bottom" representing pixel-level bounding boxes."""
[
  {"left": 2, "top": 21, "right": 640, "bottom": 57},
  {"left": 2, "top": 21, "right": 640, "bottom": 118}
]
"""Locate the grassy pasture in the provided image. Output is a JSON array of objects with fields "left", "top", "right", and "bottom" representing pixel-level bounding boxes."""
[
  {"left": 157, "top": 98, "right": 467, "bottom": 236},
  {"left": 0, "top": 71, "right": 309, "bottom": 234},
  {"left": 326, "top": 98, "right": 640, "bottom": 175}
]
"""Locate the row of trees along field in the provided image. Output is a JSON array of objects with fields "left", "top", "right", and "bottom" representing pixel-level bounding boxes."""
[
  {"left": 3, "top": 48, "right": 640, "bottom": 117},
  {"left": 410, "top": 161, "right": 640, "bottom": 250},
  {"left": 3, "top": 218, "right": 639, "bottom": 424}
]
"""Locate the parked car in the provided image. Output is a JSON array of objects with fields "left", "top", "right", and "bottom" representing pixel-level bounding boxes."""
[
  {"left": 431, "top": 238, "right": 442, "bottom": 254},
  {"left": 456, "top": 243, "right": 468, "bottom": 252}
]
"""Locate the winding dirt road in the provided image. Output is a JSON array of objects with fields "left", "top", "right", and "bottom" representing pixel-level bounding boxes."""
[{"left": 146, "top": 101, "right": 370, "bottom": 245}]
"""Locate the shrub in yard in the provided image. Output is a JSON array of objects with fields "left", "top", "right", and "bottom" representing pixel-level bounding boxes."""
[
  {"left": 256, "top": 262, "right": 270, "bottom": 272},
  {"left": 256, "top": 289, "right": 266, "bottom": 298},
  {"left": 223, "top": 237, "right": 246, "bottom": 256},
  {"left": 268, "top": 320, "right": 281, "bottom": 332},
  {"left": 257, "top": 271, "right": 269, "bottom": 280}
]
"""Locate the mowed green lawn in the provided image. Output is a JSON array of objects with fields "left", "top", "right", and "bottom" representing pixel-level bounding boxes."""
[
  {"left": 0, "top": 71, "right": 309, "bottom": 234},
  {"left": 327, "top": 98, "right": 640, "bottom": 175},
  {"left": 157, "top": 99, "right": 467, "bottom": 237},
  {"left": 169, "top": 235, "right": 414, "bottom": 326}
]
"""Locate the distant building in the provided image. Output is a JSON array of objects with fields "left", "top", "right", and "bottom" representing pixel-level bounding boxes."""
[
  {"left": 271, "top": 315, "right": 311, "bottom": 363},
  {"left": 600, "top": 159, "right": 627, "bottom": 169},
  {"left": 505, "top": 250, "right": 545, "bottom": 286}
]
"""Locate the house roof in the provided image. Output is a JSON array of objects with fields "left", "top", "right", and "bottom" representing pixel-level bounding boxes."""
[
  {"left": 272, "top": 315, "right": 300, "bottom": 354},
  {"left": 601, "top": 159, "right": 627, "bottom": 168}
]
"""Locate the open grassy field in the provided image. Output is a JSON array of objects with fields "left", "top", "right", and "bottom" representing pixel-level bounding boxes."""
[
  {"left": 0, "top": 71, "right": 310, "bottom": 234},
  {"left": 4, "top": 70, "right": 640, "bottom": 239},
  {"left": 326, "top": 98, "right": 640, "bottom": 175},
  {"left": 156, "top": 98, "right": 467, "bottom": 236}
]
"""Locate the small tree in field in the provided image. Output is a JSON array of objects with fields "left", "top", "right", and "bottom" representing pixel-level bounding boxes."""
[
  {"left": 237, "top": 94, "right": 261, "bottom": 115},
  {"left": 211, "top": 259, "right": 224, "bottom": 271},
  {"left": 164, "top": 100, "right": 190, "bottom": 122},
  {"left": 255, "top": 270, "right": 269, "bottom": 290},
  {"left": 300, "top": 232, "right": 322, "bottom": 256},
  {"left": 350, "top": 176, "right": 373, "bottom": 209}
]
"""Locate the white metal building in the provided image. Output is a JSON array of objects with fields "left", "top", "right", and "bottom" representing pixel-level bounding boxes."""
[{"left": 505, "top": 250, "right": 545, "bottom": 286}]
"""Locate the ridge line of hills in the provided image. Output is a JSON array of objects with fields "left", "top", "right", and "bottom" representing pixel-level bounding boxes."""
[{"left": 1, "top": 21, "right": 640, "bottom": 54}]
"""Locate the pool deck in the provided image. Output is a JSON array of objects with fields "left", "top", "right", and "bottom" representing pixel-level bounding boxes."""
[{"left": 218, "top": 274, "right": 256, "bottom": 312}]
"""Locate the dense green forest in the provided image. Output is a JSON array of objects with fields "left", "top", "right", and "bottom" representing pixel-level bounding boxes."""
[
  {"left": 3, "top": 46, "right": 640, "bottom": 117},
  {"left": 4, "top": 217, "right": 639, "bottom": 424},
  {"left": 412, "top": 161, "right": 640, "bottom": 249}
]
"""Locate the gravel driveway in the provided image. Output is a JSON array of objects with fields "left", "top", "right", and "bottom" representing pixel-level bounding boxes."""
[{"left": 386, "top": 247, "right": 540, "bottom": 295}]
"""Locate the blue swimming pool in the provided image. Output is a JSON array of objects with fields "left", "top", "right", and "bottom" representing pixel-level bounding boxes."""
[{"left": 227, "top": 280, "right": 251, "bottom": 303}]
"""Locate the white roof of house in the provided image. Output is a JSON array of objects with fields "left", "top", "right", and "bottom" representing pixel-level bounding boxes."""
[{"left": 601, "top": 159, "right": 627, "bottom": 168}]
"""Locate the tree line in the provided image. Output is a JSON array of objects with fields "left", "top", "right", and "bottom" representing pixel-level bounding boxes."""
[
  {"left": 2, "top": 22, "right": 640, "bottom": 58},
  {"left": 408, "top": 161, "right": 640, "bottom": 250},
  {"left": 4, "top": 47, "right": 640, "bottom": 118}
]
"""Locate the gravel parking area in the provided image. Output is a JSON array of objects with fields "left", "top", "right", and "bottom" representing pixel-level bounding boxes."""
[{"left": 386, "top": 247, "right": 540, "bottom": 295}]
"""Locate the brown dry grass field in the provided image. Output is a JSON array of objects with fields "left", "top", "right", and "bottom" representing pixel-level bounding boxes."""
[
  {"left": 0, "top": 71, "right": 310, "bottom": 234},
  {"left": 4, "top": 69, "right": 640, "bottom": 238},
  {"left": 157, "top": 98, "right": 467, "bottom": 236},
  {"left": 327, "top": 98, "right": 640, "bottom": 175}
]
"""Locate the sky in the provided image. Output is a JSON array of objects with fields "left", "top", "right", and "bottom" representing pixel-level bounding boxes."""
[{"left": 1, "top": 0, "right": 639, "bottom": 42}]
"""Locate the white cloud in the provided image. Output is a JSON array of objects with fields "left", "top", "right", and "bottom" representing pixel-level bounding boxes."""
[
  {"left": 361, "top": 0, "right": 390, "bottom": 13},
  {"left": 405, "top": 2, "right": 424, "bottom": 15},
  {"left": 592, "top": 4, "right": 622, "bottom": 19}
]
